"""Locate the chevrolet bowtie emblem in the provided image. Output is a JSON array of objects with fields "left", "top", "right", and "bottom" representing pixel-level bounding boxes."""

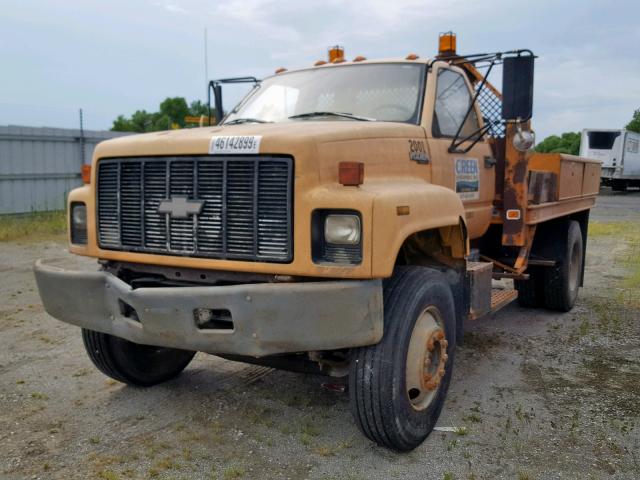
[{"left": 157, "top": 195, "right": 204, "bottom": 218}]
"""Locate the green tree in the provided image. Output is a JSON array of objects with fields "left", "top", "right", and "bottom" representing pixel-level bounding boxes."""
[
  {"left": 535, "top": 132, "right": 581, "bottom": 156},
  {"left": 625, "top": 108, "right": 640, "bottom": 133},
  {"left": 111, "top": 97, "right": 216, "bottom": 132},
  {"left": 189, "top": 100, "right": 209, "bottom": 116},
  {"left": 158, "top": 97, "right": 189, "bottom": 128}
]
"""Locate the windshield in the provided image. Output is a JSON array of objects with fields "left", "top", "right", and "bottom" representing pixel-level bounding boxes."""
[{"left": 224, "top": 63, "right": 426, "bottom": 125}]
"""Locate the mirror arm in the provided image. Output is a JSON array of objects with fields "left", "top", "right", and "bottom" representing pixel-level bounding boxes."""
[{"left": 448, "top": 60, "right": 496, "bottom": 153}]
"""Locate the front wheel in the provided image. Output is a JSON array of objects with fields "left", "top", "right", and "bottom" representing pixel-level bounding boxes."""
[
  {"left": 349, "top": 266, "right": 456, "bottom": 451},
  {"left": 82, "top": 329, "right": 196, "bottom": 387}
]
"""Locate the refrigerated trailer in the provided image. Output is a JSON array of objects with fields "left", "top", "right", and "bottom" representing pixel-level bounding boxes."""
[{"left": 580, "top": 128, "right": 640, "bottom": 190}]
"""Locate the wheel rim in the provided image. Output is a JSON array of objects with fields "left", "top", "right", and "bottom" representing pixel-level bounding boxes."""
[
  {"left": 568, "top": 239, "right": 581, "bottom": 293},
  {"left": 405, "top": 306, "right": 448, "bottom": 411}
]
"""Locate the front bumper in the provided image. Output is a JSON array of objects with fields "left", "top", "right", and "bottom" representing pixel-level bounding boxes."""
[{"left": 34, "top": 259, "right": 383, "bottom": 357}]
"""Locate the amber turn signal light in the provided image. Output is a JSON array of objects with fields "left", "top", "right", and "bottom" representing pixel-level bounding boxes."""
[
  {"left": 339, "top": 162, "right": 364, "bottom": 186},
  {"left": 81, "top": 164, "right": 91, "bottom": 184}
]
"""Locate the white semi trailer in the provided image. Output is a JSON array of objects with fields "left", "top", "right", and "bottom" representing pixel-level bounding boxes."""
[{"left": 580, "top": 129, "right": 640, "bottom": 191}]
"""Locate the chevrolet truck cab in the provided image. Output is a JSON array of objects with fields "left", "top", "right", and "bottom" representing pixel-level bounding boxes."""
[{"left": 35, "top": 34, "right": 600, "bottom": 451}]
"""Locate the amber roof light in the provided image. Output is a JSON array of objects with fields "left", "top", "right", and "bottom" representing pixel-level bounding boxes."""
[{"left": 438, "top": 31, "right": 457, "bottom": 57}]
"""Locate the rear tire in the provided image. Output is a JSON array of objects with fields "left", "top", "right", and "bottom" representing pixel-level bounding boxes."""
[
  {"left": 349, "top": 266, "right": 456, "bottom": 451},
  {"left": 82, "top": 329, "right": 196, "bottom": 387},
  {"left": 514, "top": 266, "right": 545, "bottom": 308},
  {"left": 543, "top": 220, "right": 583, "bottom": 312},
  {"left": 611, "top": 180, "right": 627, "bottom": 192}
]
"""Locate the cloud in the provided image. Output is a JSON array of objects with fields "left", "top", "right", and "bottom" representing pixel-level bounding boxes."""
[{"left": 1, "top": 0, "right": 639, "bottom": 136}]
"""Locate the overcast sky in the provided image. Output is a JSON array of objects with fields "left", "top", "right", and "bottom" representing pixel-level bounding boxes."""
[{"left": 2, "top": 0, "right": 639, "bottom": 139}]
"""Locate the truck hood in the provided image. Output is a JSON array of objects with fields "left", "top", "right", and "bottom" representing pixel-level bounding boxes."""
[{"left": 93, "top": 121, "right": 425, "bottom": 160}]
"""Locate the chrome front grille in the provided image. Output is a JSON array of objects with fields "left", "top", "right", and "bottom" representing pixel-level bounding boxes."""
[{"left": 97, "top": 156, "right": 293, "bottom": 263}]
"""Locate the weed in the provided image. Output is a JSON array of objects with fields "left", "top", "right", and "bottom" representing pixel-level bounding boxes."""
[
  {"left": 300, "top": 420, "right": 321, "bottom": 437},
  {"left": 454, "top": 426, "right": 468, "bottom": 436},
  {"left": 222, "top": 465, "right": 246, "bottom": 479},
  {"left": 30, "top": 392, "right": 49, "bottom": 400},
  {"left": 89, "top": 436, "right": 101, "bottom": 445},
  {"left": 463, "top": 413, "right": 482, "bottom": 424},
  {"left": 443, "top": 472, "right": 454, "bottom": 480},
  {"left": 300, "top": 433, "right": 313, "bottom": 446},
  {"left": 97, "top": 471, "right": 120, "bottom": 480},
  {"left": 314, "top": 446, "right": 334, "bottom": 456}
]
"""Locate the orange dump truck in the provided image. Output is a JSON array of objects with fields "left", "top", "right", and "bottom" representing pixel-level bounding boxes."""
[{"left": 35, "top": 33, "right": 600, "bottom": 451}]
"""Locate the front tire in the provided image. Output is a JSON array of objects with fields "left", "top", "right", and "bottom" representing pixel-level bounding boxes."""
[
  {"left": 82, "top": 329, "right": 196, "bottom": 387},
  {"left": 349, "top": 266, "right": 456, "bottom": 451}
]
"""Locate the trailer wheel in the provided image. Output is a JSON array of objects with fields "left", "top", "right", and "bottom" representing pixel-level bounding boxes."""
[
  {"left": 81, "top": 329, "right": 195, "bottom": 387},
  {"left": 611, "top": 180, "right": 627, "bottom": 192},
  {"left": 544, "top": 220, "right": 583, "bottom": 312},
  {"left": 349, "top": 266, "right": 456, "bottom": 451},
  {"left": 514, "top": 267, "right": 545, "bottom": 307}
]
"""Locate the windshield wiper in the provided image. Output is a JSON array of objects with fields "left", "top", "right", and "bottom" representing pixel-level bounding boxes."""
[
  {"left": 288, "top": 111, "right": 375, "bottom": 122},
  {"left": 224, "top": 117, "right": 272, "bottom": 125}
]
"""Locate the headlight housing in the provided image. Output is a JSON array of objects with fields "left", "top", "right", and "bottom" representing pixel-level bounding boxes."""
[
  {"left": 312, "top": 210, "right": 362, "bottom": 265},
  {"left": 70, "top": 202, "right": 88, "bottom": 244}
]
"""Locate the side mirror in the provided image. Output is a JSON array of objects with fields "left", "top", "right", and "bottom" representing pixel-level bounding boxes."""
[{"left": 502, "top": 54, "right": 534, "bottom": 121}]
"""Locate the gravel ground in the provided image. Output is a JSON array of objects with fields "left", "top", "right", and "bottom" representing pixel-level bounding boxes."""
[{"left": 1, "top": 191, "right": 639, "bottom": 480}]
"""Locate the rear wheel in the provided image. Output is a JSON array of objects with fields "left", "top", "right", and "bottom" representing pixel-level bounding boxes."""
[
  {"left": 82, "top": 329, "right": 196, "bottom": 387},
  {"left": 349, "top": 266, "right": 456, "bottom": 451},
  {"left": 514, "top": 266, "right": 545, "bottom": 308},
  {"left": 543, "top": 220, "right": 583, "bottom": 312},
  {"left": 611, "top": 180, "right": 627, "bottom": 192}
]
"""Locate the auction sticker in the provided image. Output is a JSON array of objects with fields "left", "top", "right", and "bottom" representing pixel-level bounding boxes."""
[
  {"left": 209, "top": 135, "right": 262, "bottom": 154},
  {"left": 455, "top": 158, "right": 479, "bottom": 200}
]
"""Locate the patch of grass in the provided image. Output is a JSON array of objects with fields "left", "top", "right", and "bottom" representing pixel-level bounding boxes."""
[
  {"left": 97, "top": 471, "right": 120, "bottom": 480},
  {"left": 222, "top": 465, "right": 246, "bottom": 479},
  {"left": 300, "top": 419, "right": 321, "bottom": 437},
  {"left": 30, "top": 392, "right": 49, "bottom": 400},
  {"left": 300, "top": 432, "right": 313, "bottom": 446},
  {"left": 454, "top": 426, "right": 469, "bottom": 436},
  {"left": 0, "top": 211, "right": 66, "bottom": 242},
  {"left": 463, "top": 413, "right": 482, "bottom": 424},
  {"left": 621, "top": 246, "right": 640, "bottom": 305},
  {"left": 588, "top": 220, "right": 640, "bottom": 239}
]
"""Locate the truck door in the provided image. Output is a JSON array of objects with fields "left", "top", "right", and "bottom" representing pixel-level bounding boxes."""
[{"left": 425, "top": 66, "right": 495, "bottom": 240}]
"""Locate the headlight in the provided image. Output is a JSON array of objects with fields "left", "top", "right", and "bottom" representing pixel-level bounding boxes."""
[
  {"left": 312, "top": 210, "right": 362, "bottom": 265},
  {"left": 324, "top": 214, "right": 361, "bottom": 245},
  {"left": 70, "top": 202, "right": 88, "bottom": 244}
]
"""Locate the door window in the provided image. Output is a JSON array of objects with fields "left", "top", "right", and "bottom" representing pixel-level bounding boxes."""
[{"left": 433, "top": 69, "right": 480, "bottom": 138}]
